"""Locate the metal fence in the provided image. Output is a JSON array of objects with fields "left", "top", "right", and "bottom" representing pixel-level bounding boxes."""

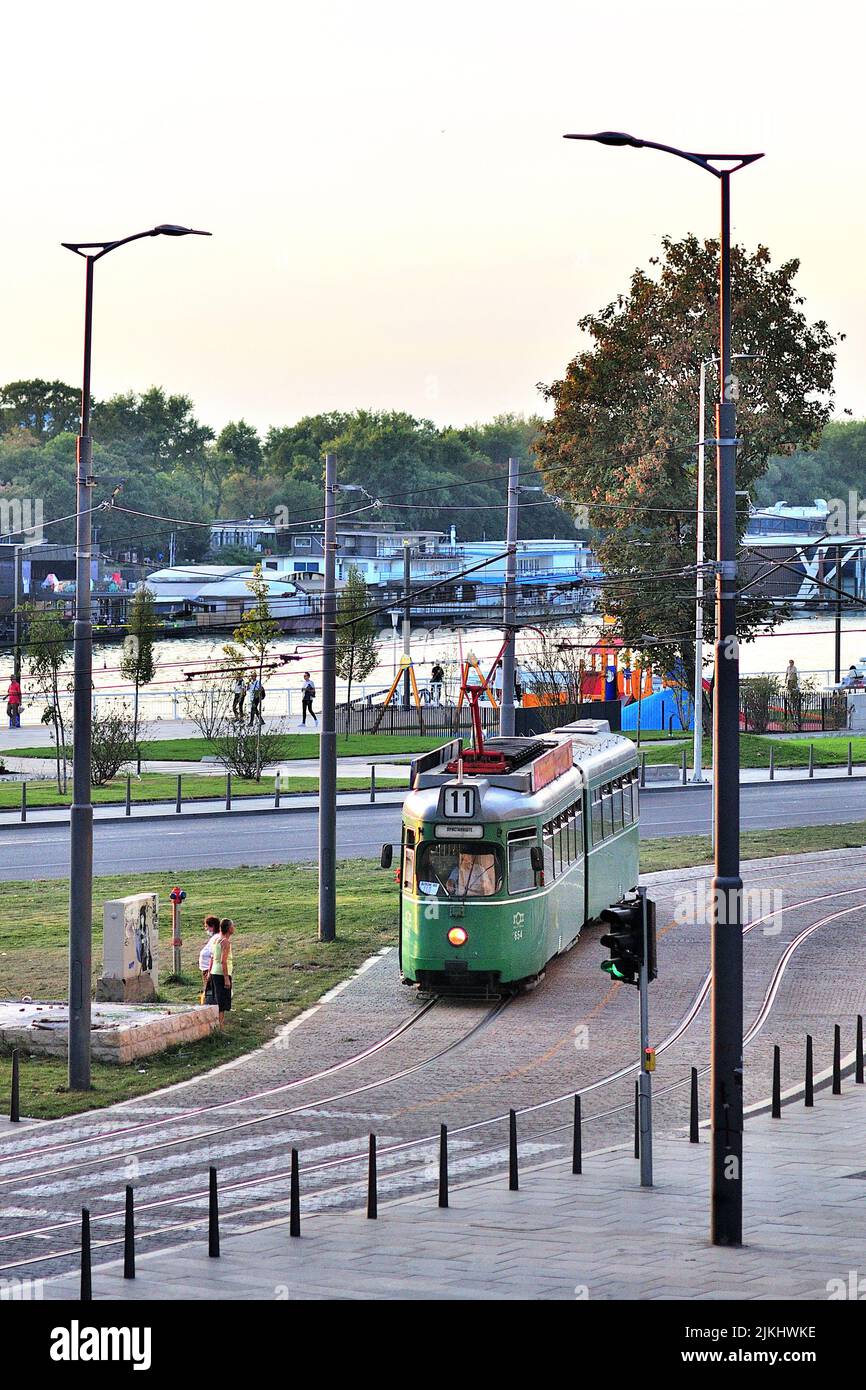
[
  {"left": 337, "top": 701, "right": 499, "bottom": 737},
  {"left": 739, "top": 691, "right": 849, "bottom": 734}
]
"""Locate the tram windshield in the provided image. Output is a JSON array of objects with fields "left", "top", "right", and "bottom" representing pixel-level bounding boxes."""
[{"left": 416, "top": 842, "right": 503, "bottom": 899}]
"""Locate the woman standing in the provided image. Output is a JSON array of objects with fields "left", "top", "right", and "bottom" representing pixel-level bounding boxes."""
[
  {"left": 198, "top": 915, "right": 221, "bottom": 997},
  {"left": 205, "top": 919, "right": 235, "bottom": 1027}
]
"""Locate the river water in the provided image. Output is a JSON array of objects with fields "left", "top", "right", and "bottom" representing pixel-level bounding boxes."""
[{"left": 3, "top": 614, "right": 865, "bottom": 718}]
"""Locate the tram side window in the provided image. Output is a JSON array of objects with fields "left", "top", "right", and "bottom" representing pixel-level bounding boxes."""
[
  {"left": 543, "top": 823, "right": 556, "bottom": 880},
  {"left": 564, "top": 808, "right": 573, "bottom": 863},
  {"left": 591, "top": 789, "right": 604, "bottom": 844},
  {"left": 573, "top": 803, "right": 584, "bottom": 858},
  {"left": 612, "top": 779, "right": 624, "bottom": 833},
  {"left": 402, "top": 846, "right": 415, "bottom": 892},
  {"left": 556, "top": 814, "right": 565, "bottom": 873},
  {"left": 632, "top": 772, "right": 640, "bottom": 821},
  {"left": 508, "top": 828, "right": 538, "bottom": 894},
  {"left": 602, "top": 786, "right": 614, "bottom": 838}
]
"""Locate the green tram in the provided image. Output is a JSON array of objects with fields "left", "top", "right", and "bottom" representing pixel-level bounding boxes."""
[{"left": 390, "top": 719, "right": 640, "bottom": 995}]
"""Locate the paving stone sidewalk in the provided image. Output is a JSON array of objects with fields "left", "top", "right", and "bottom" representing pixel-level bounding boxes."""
[{"left": 42, "top": 1078, "right": 866, "bottom": 1301}]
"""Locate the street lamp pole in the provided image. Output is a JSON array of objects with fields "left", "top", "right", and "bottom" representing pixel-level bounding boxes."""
[
  {"left": 693, "top": 352, "right": 756, "bottom": 784},
  {"left": 318, "top": 452, "right": 338, "bottom": 944},
  {"left": 500, "top": 456, "right": 519, "bottom": 736},
  {"left": 62, "top": 225, "right": 210, "bottom": 1090},
  {"left": 564, "top": 133, "right": 762, "bottom": 1246}
]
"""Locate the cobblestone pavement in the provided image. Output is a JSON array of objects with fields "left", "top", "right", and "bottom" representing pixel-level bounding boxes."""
[
  {"left": 1, "top": 847, "right": 864, "bottom": 1286},
  {"left": 40, "top": 1081, "right": 866, "bottom": 1300}
]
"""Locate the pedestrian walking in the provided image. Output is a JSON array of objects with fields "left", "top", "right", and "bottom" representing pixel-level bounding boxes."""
[
  {"left": 6, "top": 675, "right": 22, "bottom": 729},
  {"left": 198, "top": 915, "right": 221, "bottom": 1001},
  {"left": 204, "top": 919, "right": 235, "bottom": 1027},
  {"left": 248, "top": 674, "right": 265, "bottom": 726},
  {"left": 231, "top": 675, "right": 246, "bottom": 720},
  {"left": 301, "top": 671, "right": 317, "bottom": 725},
  {"left": 785, "top": 659, "right": 799, "bottom": 695},
  {"left": 430, "top": 662, "right": 444, "bottom": 705}
]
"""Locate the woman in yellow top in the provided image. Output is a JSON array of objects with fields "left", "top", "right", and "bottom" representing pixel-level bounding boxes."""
[{"left": 205, "top": 919, "right": 235, "bottom": 1027}]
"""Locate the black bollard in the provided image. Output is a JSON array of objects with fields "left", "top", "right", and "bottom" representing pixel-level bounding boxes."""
[
  {"left": 508, "top": 1109, "right": 519, "bottom": 1191},
  {"left": 225, "top": 773, "right": 232, "bottom": 811},
  {"left": 805, "top": 1035, "right": 814, "bottom": 1107},
  {"left": 80, "top": 1208, "right": 92, "bottom": 1301},
  {"left": 848, "top": 741, "right": 853, "bottom": 776},
  {"left": 772, "top": 1045, "right": 781, "bottom": 1118},
  {"left": 125, "top": 773, "right": 131, "bottom": 816},
  {"left": 176, "top": 774, "right": 182, "bottom": 813},
  {"left": 367, "top": 1134, "right": 377, "bottom": 1220},
  {"left": 833, "top": 1024, "right": 842, "bottom": 1095},
  {"left": 634, "top": 1080, "right": 640, "bottom": 1158},
  {"left": 289, "top": 1148, "right": 300, "bottom": 1237},
  {"left": 208, "top": 1167, "right": 220, "bottom": 1257},
  {"left": 124, "top": 1186, "right": 135, "bottom": 1279},
  {"left": 572, "top": 1094, "right": 582, "bottom": 1175},
  {"left": 681, "top": 747, "right": 687, "bottom": 785},
  {"left": 10, "top": 1048, "right": 19, "bottom": 1123},
  {"left": 857, "top": 1015, "right": 864, "bottom": 1085},
  {"left": 274, "top": 772, "right": 281, "bottom": 809},
  {"left": 769, "top": 745, "right": 775, "bottom": 781},
  {"left": 808, "top": 743, "right": 814, "bottom": 778},
  {"left": 438, "top": 1123, "right": 449, "bottom": 1208},
  {"left": 20, "top": 781, "right": 26, "bottom": 823},
  {"left": 689, "top": 1066, "right": 699, "bottom": 1143},
  {"left": 640, "top": 752, "right": 646, "bottom": 788}
]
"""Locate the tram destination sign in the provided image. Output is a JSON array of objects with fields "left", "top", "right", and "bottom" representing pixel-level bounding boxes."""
[{"left": 435, "top": 823, "right": 484, "bottom": 838}]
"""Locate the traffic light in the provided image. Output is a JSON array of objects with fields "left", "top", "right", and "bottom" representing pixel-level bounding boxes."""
[
  {"left": 599, "top": 902, "right": 642, "bottom": 984},
  {"left": 599, "top": 894, "right": 657, "bottom": 986}
]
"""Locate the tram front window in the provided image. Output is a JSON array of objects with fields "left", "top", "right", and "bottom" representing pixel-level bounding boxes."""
[{"left": 416, "top": 842, "right": 503, "bottom": 899}]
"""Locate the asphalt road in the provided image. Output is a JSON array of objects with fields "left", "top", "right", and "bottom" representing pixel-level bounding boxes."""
[{"left": 0, "top": 780, "right": 863, "bottom": 880}]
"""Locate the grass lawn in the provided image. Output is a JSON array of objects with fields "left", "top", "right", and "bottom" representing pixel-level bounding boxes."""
[
  {"left": 7, "top": 733, "right": 444, "bottom": 763},
  {"left": 638, "top": 733, "right": 866, "bottom": 769},
  {"left": 2, "top": 816, "right": 865, "bottom": 1119},
  {"left": 0, "top": 860, "right": 398, "bottom": 1119},
  {"left": 0, "top": 772, "right": 408, "bottom": 809}
]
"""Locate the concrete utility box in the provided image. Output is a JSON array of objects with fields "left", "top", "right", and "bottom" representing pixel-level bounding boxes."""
[{"left": 97, "top": 893, "right": 159, "bottom": 1002}]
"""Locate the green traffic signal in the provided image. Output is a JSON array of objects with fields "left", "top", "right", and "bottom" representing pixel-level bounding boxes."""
[{"left": 601, "top": 959, "right": 628, "bottom": 980}]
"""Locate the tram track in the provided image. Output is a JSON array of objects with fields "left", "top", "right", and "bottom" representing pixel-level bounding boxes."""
[{"left": 0, "top": 885, "right": 862, "bottom": 1276}]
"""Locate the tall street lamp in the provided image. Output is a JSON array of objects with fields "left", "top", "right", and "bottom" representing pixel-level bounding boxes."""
[
  {"left": 693, "top": 353, "right": 757, "bottom": 784},
  {"left": 564, "top": 132, "right": 763, "bottom": 1247},
  {"left": 62, "top": 224, "right": 211, "bottom": 1091}
]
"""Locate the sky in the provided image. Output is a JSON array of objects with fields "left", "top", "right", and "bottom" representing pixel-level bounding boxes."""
[{"left": 1, "top": 0, "right": 864, "bottom": 435}]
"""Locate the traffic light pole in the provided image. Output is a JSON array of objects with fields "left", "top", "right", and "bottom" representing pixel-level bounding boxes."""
[{"left": 638, "top": 886, "right": 653, "bottom": 1189}]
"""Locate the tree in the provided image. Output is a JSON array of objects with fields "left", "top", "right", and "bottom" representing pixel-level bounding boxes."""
[
  {"left": 22, "top": 605, "right": 71, "bottom": 793},
  {"left": 222, "top": 565, "right": 280, "bottom": 779},
  {"left": 90, "top": 704, "right": 140, "bottom": 786},
  {"left": 335, "top": 567, "right": 379, "bottom": 737},
  {"left": 0, "top": 379, "right": 80, "bottom": 439},
  {"left": 534, "top": 234, "right": 840, "bottom": 688},
  {"left": 756, "top": 418, "right": 866, "bottom": 507},
  {"left": 119, "top": 586, "right": 158, "bottom": 745},
  {"left": 218, "top": 420, "right": 263, "bottom": 477},
  {"left": 520, "top": 628, "right": 591, "bottom": 729}
]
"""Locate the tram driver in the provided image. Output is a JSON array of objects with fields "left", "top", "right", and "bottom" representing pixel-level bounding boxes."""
[{"left": 445, "top": 850, "right": 498, "bottom": 898}]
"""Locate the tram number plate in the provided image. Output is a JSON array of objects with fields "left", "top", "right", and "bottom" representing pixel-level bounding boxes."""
[{"left": 442, "top": 786, "right": 477, "bottom": 819}]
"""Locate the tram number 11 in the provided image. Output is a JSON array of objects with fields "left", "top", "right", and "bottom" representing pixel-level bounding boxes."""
[{"left": 443, "top": 786, "right": 477, "bottom": 819}]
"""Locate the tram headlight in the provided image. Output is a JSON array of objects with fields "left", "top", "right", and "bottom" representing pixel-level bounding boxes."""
[{"left": 447, "top": 926, "right": 468, "bottom": 948}]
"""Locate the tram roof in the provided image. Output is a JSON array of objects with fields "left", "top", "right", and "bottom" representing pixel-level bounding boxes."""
[{"left": 406, "top": 723, "right": 637, "bottom": 817}]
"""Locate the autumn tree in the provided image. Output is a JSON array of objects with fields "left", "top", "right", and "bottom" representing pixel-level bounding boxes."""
[
  {"left": 335, "top": 566, "right": 378, "bottom": 737},
  {"left": 534, "top": 234, "right": 840, "bottom": 688},
  {"left": 22, "top": 605, "right": 71, "bottom": 792},
  {"left": 223, "top": 565, "right": 280, "bottom": 779},
  {"left": 120, "top": 585, "right": 158, "bottom": 745}
]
